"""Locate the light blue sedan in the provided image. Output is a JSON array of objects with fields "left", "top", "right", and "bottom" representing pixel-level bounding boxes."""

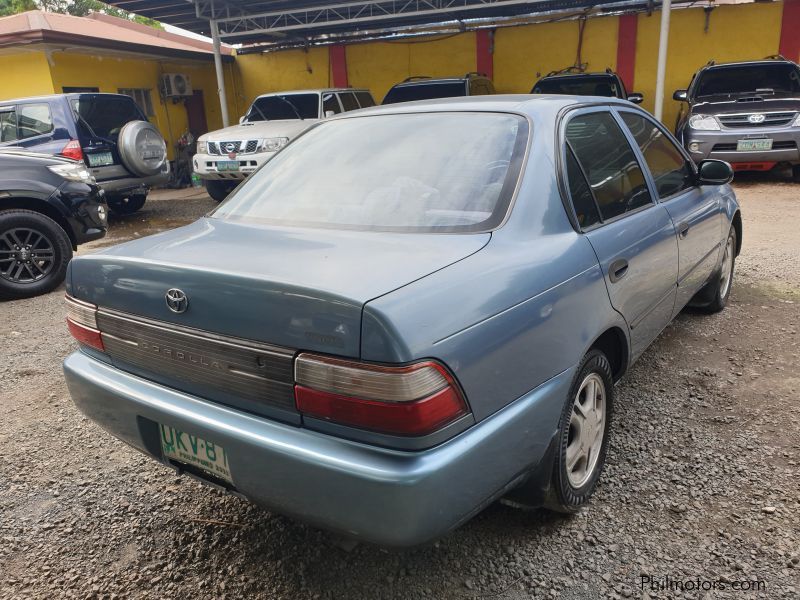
[{"left": 63, "top": 96, "right": 741, "bottom": 547}]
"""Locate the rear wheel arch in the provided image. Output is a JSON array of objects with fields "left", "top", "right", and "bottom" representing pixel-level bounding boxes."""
[
  {"left": 0, "top": 197, "right": 76, "bottom": 248},
  {"left": 588, "top": 326, "right": 628, "bottom": 381}
]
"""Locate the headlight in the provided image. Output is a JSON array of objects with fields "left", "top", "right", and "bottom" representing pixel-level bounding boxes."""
[
  {"left": 260, "top": 137, "right": 289, "bottom": 152},
  {"left": 48, "top": 163, "right": 95, "bottom": 183},
  {"left": 688, "top": 115, "right": 721, "bottom": 131},
  {"left": 196, "top": 140, "right": 208, "bottom": 154},
  {"left": 793, "top": 113, "right": 800, "bottom": 127}
]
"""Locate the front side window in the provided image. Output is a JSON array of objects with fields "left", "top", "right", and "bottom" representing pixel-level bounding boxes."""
[
  {"left": 17, "top": 104, "right": 53, "bottom": 139},
  {"left": 213, "top": 112, "right": 527, "bottom": 233},
  {"left": 620, "top": 112, "right": 694, "bottom": 198},
  {"left": 0, "top": 108, "right": 17, "bottom": 143},
  {"left": 566, "top": 111, "right": 652, "bottom": 221},
  {"left": 246, "top": 94, "right": 320, "bottom": 121}
]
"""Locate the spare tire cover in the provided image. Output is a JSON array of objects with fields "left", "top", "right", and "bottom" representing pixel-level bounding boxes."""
[{"left": 117, "top": 120, "right": 167, "bottom": 177}]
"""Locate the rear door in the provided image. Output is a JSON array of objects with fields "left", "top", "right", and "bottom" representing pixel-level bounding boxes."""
[
  {"left": 563, "top": 108, "right": 679, "bottom": 360},
  {"left": 616, "top": 108, "right": 722, "bottom": 313}
]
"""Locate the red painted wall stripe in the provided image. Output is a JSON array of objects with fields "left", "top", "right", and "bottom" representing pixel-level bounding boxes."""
[
  {"left": 476, "top": 30, "right": 494, "bottom": 80},
  {"left": 330, "top": 45, "right": 348, "bottom": 88},
  {"left": 780, "top": 0, "right": 800, "bottom": 62},
  {"left": 616, "top": 14, "right": 638, "bottom": 93}
]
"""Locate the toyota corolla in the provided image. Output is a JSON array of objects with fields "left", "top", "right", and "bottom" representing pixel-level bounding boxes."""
[{"left": 63, "top": 96, "right": 741, "bottom": 547}]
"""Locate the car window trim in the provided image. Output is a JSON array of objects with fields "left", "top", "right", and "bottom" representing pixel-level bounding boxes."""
[
  {"left": 557, "top": 104, "right": 657, "bottom": 232},
  {"left": 564, "top": 140, "right": 603, "bottom": 229},
  {"left": 612, "top": 106, "right": 699, "bottom": 202}
]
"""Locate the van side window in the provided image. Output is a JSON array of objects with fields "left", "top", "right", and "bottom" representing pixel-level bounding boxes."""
[
  {"left": 566, "top": 111, "right": 652, "bottom": 221},
  {"left": 0, "top": 108, "right": 17, "bottom": 143},
  {"left": 17, "top": 104, "right": 53, "bottom": 140},
  {"left": 620, "top": 112, "right": 694, "bottom": 198}
]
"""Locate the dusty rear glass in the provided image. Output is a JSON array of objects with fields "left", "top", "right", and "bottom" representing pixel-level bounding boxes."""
[
  {"left": 382, "top": 82, "right": 468, "bottom": 104},
  {"left": 694, "top": 64, "right": 800, "bottom": 97},
  {"left": 246, "top": 94, "right": 319, "bottom": 121},
  {"left": 212, "top": 112, "right": 528, "bottom": 233},
  {"left": 533, "top": 75, "right": 622, "bottom": 98}
]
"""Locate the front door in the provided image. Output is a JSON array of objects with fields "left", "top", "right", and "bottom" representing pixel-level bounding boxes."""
[{"left": 564, "top": 109, "right": 679, "bottom": 360}]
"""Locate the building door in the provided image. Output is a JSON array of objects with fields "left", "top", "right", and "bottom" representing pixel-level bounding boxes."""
[{"left": 185, "top": 91, "right": 208, "bottom": 137}]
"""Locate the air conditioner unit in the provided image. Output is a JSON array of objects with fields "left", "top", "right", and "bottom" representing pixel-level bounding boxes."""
[{"left": 160, "top": 73, "right": 192, "bottom": 98}]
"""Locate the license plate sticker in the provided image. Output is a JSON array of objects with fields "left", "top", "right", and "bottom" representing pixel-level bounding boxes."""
[
  {"left": 737, "top": 139, "right": 773, "bottom": 152},
  {"left": 87, "top": 152, "right": 113, "bottom": 167},
  {"left": 216, "top": 160, "right": 240, "bottom": 172},
  {"left": 160, "top": 424, "right": 232, "bottom": 484}
]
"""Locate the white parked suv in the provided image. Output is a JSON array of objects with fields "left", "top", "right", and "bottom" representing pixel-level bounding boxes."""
[{"left": 194, "top": 88, "right": 375, "bottom": 201}]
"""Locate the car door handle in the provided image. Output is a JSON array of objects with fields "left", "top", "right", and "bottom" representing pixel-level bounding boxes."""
[
  {"left": 609, "top": 258, "right": 629, "bottom": 283},
  {"left": 678, "top": 221, "right": 690, "bottom": 238}
]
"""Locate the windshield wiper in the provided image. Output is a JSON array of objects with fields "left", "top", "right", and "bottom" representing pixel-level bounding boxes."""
[
  {"left": 248, "top": 103, "right": 269, "bottom": 122},
  {"left": 276, "top": 95, "right": 304, "bottom": 120}
]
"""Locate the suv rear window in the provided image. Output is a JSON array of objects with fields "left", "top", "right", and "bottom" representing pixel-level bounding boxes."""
[
  {"left": 382, "top": 82, "right": 468, "bottom": 104},
  {"left": 694, "top": 63, "right": 800, "bottom": 97},
  {"left": 213, "top": 112, "right": 528, "bottom": 233},
  {"left": 71, "top": 95, "right": 145, "bottom": 140},
  {"left": 533, "top": 75, "right": 621, "bottom": 97}
]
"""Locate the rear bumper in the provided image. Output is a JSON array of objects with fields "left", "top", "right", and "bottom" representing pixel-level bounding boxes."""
[
  {"left": 98, "top": 163, "right": 171, "bottom": 195},
  {"left": 63, "top": 351, "right": 569, "bottom": 547},
  {"left": 684, "top": 127, "right": 800, "bottom": 165}
]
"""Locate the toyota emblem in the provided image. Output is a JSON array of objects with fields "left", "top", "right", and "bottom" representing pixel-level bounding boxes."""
[
  {"left": 747, "top": 114, "right": 766, "bottom": 124},
  {"left": 165, "top": 288, "right": 189, "bottom": 314}
]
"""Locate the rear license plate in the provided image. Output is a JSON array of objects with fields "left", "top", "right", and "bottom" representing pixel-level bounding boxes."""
[
  {"left": 216, "top": 160, "right": 240, "bottom": 172},
  {"left": 160, "top": 424, "right": 232, "bottom": 484},
  {"left": 737, "top": 139, "right": 773, "bottom": 152},
  {"left": 86, "top": 152, "right": 113, "bottom": 167}
]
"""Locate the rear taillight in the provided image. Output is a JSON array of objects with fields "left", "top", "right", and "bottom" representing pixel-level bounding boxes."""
[
  {"left": 65, "top": 294, "right": 103, "bottom": 351},
  {"left": 60, "top": 140, "right": 84, "bottom": 162},
  {"left": 294, "top": 354, "right": 469, "bottom": 436}
]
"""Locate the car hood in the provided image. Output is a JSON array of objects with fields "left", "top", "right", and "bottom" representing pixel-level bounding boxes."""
[
  {"left": 69, "top": 218, "right": 490, "bottom": 357},
  {"left": 200, "top": 120, "right": 318, "bottom": 142},
  {"left": 691, "top": 93, "right": 800, "bottom": 115}
]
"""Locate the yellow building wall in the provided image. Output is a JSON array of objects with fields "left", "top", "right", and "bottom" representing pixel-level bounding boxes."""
[
  {"left": 635, "top": 2, "right": 785, "bottom": 129},
  {"left": 494, "top": 15, "right": 620, "bottom": 94},
  {"left": 47, "top": 50, "right": 242, "bottom": 159},
  {"left": 0, "top": 51, "right": 55, "bottom": 99}
]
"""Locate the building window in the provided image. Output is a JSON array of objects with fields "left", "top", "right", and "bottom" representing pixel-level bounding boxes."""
[{"left": 119, "top": 88, "right": 155, "bottom": 117}]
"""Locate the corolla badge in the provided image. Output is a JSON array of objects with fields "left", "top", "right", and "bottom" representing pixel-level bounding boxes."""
[
  {"left": 165, "top": 288, "right": 189, "bottom": 314},
  {"left": 747, "top": 114, "right": 766, "bottom": 124}
]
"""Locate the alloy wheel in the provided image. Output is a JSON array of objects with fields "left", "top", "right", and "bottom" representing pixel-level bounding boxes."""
[
  {"left": 0, "top": 227, "right": 56, "bottom": 284},
  {"left": 566, "top": 372, "right": 606, "bottom": 488}
]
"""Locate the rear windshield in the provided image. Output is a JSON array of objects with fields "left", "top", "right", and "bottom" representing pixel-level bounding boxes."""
[
  {"left": 533, "top": 75, "right": 621, "bottom": 97},
  {"left": 245, "top": 94, "right": 319, "bottom": 121},
  {"left": 212, "top": 112, "right": 528, "bottom": 233},
  {"left": 71, "top": 95, "right": 145, "bottom": 140},
  {"left": 382, "top": 82, "right": 468, "bottom": 104},
  {"left": 693, "top": 63, "right": 800, "bottom": 97}
]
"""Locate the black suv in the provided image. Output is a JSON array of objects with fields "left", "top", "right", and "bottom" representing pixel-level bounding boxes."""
[
  {"left": 0, "top": 150, "right": 107, "bottom": 300},
  {"left": 382, "top": 73, "right": 495, "bottom": 104},
  {"left": 532, "top": 68, "right": 643, "bottom": 103},
  {"left": 673, "top": 57, "right": 800, "bottom": 180},
  {"left": 0, "top": 93, "right": 169, "bottom": 214}
]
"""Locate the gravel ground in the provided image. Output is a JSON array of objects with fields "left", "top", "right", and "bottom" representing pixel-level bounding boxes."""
[{"left": 1, "top": 181, "right": 798, "bottom": 599}]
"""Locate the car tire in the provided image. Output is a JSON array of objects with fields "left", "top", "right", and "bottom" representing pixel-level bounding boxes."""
[
  {"left": 206, "top": 180, "right": 237, "bottom": 203},
  {"left": 697, "top": 226, "right": 737, "bottom": 313},
  {"left": 107, "top": 194, "right": 147, "bottom": 216},
  {"left": 0, "top": 209, "right": 73, "bottom": 300},
  {"left": 543, "top": 349, "right": 614, "bottom": 514}
]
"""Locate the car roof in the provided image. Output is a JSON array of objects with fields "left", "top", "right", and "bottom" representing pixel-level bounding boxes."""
[
  {"left": 254, "top": 88, "right": 370, "bottom": 99},
  {"left": 700, "top": 58, "right": 797, "bottom": 71},
  {"left": 389, "top": 75, "right": 488, "bottom": 88},
  {"left": 0, "top": 92, "right": 132, "bottom": 105},
  {"left": 538, "top": 71, "right": 617, "bottom": 80}
]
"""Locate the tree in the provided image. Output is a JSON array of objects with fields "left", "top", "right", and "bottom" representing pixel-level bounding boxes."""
[
  {"left": 0, "top": 0, "right": 163, "bottom": 29},
  {"left": 0, "top": 0, "right": 37, "bottom": 16}
]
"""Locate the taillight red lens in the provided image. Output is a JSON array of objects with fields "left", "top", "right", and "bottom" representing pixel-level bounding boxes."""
[
  {"left": 294, "top": 354, "right": 469, "bottom": 436},
  {"left": 65, "top": 294, "right": 104, "bottom": 351},
  {"left": 60, "top": 140, "right": 84, "bottom": 162}
]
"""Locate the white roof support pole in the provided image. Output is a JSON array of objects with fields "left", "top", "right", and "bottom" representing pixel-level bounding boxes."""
[
  {"left": 210, "top": 19, "right": 231, "bottom": 128},
  {"left": 654, "top": 0, "right": 672, "bottom": 122}
]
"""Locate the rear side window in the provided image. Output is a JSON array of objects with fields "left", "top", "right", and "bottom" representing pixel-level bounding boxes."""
[
  {"left": 17, "top": 104, "right": 53, "bottom": 139},
  {"left": 355, "top": 92, "right": 375, "bottom": 108},
  {"left": 620, "top": 112, "right": 694, "bottom": 198},
  {"left": 0, "top": 108, "right": 17, "bottom": 143},
  {"left": 322, "top": 93, "right": 342, "bottom": 115},
  {"left": 566, "top": 112, "right": 652, "bottom": 221},
  {"left": 338, "top": 92, "right": 359, "bottom": 112},
  {"left": 565, "top": 146, "right": 601, "bottom": 228}
]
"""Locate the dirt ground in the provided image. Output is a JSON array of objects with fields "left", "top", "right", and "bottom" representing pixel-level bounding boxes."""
[{"left": 1, "top": 179, "right": 798, "bottom": 599}]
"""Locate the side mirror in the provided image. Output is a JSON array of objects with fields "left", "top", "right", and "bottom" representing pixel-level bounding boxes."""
[
  {"left": 239, "top": 116, "right": 245, "bottom": 124},
  {"left": 627, "top": 93, "right": 644, "bottom": 104},
  {"left": 697, "top": 159, "right": 734, "bottom": 185},
  {"left": 673, "top": 89, "right": 688, "bottom": 102},
  {"left": 324, "top": 110, "right": 336, "bottom": 118}
]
